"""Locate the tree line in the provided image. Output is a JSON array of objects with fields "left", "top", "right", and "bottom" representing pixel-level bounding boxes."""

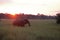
[{"left": 0, "top": 13, "right": 56, "bottom": 19}]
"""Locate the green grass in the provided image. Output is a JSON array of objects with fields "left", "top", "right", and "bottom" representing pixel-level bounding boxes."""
[{"left": 0, "top": 19, "right": 60, "bottom": 40}]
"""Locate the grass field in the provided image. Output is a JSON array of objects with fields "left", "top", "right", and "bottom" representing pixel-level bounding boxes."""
[{"left": 0, "top": 19, "right": 60, "bottom": 40}]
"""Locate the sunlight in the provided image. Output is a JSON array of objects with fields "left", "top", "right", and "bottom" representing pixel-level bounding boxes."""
[{"left": 10, "top": 13, "right": 16, "bottom": 19}]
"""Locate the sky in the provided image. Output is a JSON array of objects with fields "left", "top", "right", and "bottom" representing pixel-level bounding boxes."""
[{"left": 0, "top": 0, "right": 60, "bottom": 15}]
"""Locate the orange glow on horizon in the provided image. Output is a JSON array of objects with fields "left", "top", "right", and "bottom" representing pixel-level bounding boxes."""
[{"left": 10, "top": 13, "right": 16, "bottom": 19}]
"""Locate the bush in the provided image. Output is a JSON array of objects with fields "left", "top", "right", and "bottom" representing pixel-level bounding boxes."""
[{"left": 56, "top": 13, "right": 60, "bottom": 24}]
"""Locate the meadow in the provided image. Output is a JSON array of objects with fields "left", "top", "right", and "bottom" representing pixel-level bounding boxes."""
[{"left": 0, "top": 19, "right": 60, "bottom": 40}]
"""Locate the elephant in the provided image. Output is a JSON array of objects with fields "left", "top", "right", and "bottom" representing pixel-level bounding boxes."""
[{"left": 13, "top": 18, "right": 31, "bottom": 27}]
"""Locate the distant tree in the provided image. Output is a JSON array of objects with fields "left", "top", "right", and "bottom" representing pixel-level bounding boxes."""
[
  {"left": 0, "top": 13, "right": 4, "bottom": 21},
  {"left": 37, "top": 13, "right": 40, "bottom": 16}
]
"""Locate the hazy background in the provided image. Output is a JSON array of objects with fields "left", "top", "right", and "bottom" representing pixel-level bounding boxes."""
[{"left": 0, "top": 0, "right": 60, "bottom": 15}]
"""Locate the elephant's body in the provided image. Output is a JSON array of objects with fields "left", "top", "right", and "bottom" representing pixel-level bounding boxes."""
[{"left": 13, "top": 19, "right": 31, "bottom": 27}]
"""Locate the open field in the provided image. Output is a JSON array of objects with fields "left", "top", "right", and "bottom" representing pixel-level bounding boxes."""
[{"left": 0, "top": 19, "right": 60, "bottom": 40}]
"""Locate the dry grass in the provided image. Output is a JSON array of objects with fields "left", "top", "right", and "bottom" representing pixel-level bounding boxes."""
[{"left": 0, "top": 19, "right": 60, "bottom": 40}]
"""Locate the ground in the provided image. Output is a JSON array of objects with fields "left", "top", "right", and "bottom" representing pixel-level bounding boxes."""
[{"left": 0, "top": 19, "right": 60, "bottom": 40}]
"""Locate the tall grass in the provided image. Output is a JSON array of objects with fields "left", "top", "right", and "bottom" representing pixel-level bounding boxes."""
[{"left": 0, "top": 19, "right": 60, "bottom": 40}]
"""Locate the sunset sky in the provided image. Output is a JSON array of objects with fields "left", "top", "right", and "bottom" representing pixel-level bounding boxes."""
[{"left": 0, "top": 0, "right": 60, "bottom": 15}]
